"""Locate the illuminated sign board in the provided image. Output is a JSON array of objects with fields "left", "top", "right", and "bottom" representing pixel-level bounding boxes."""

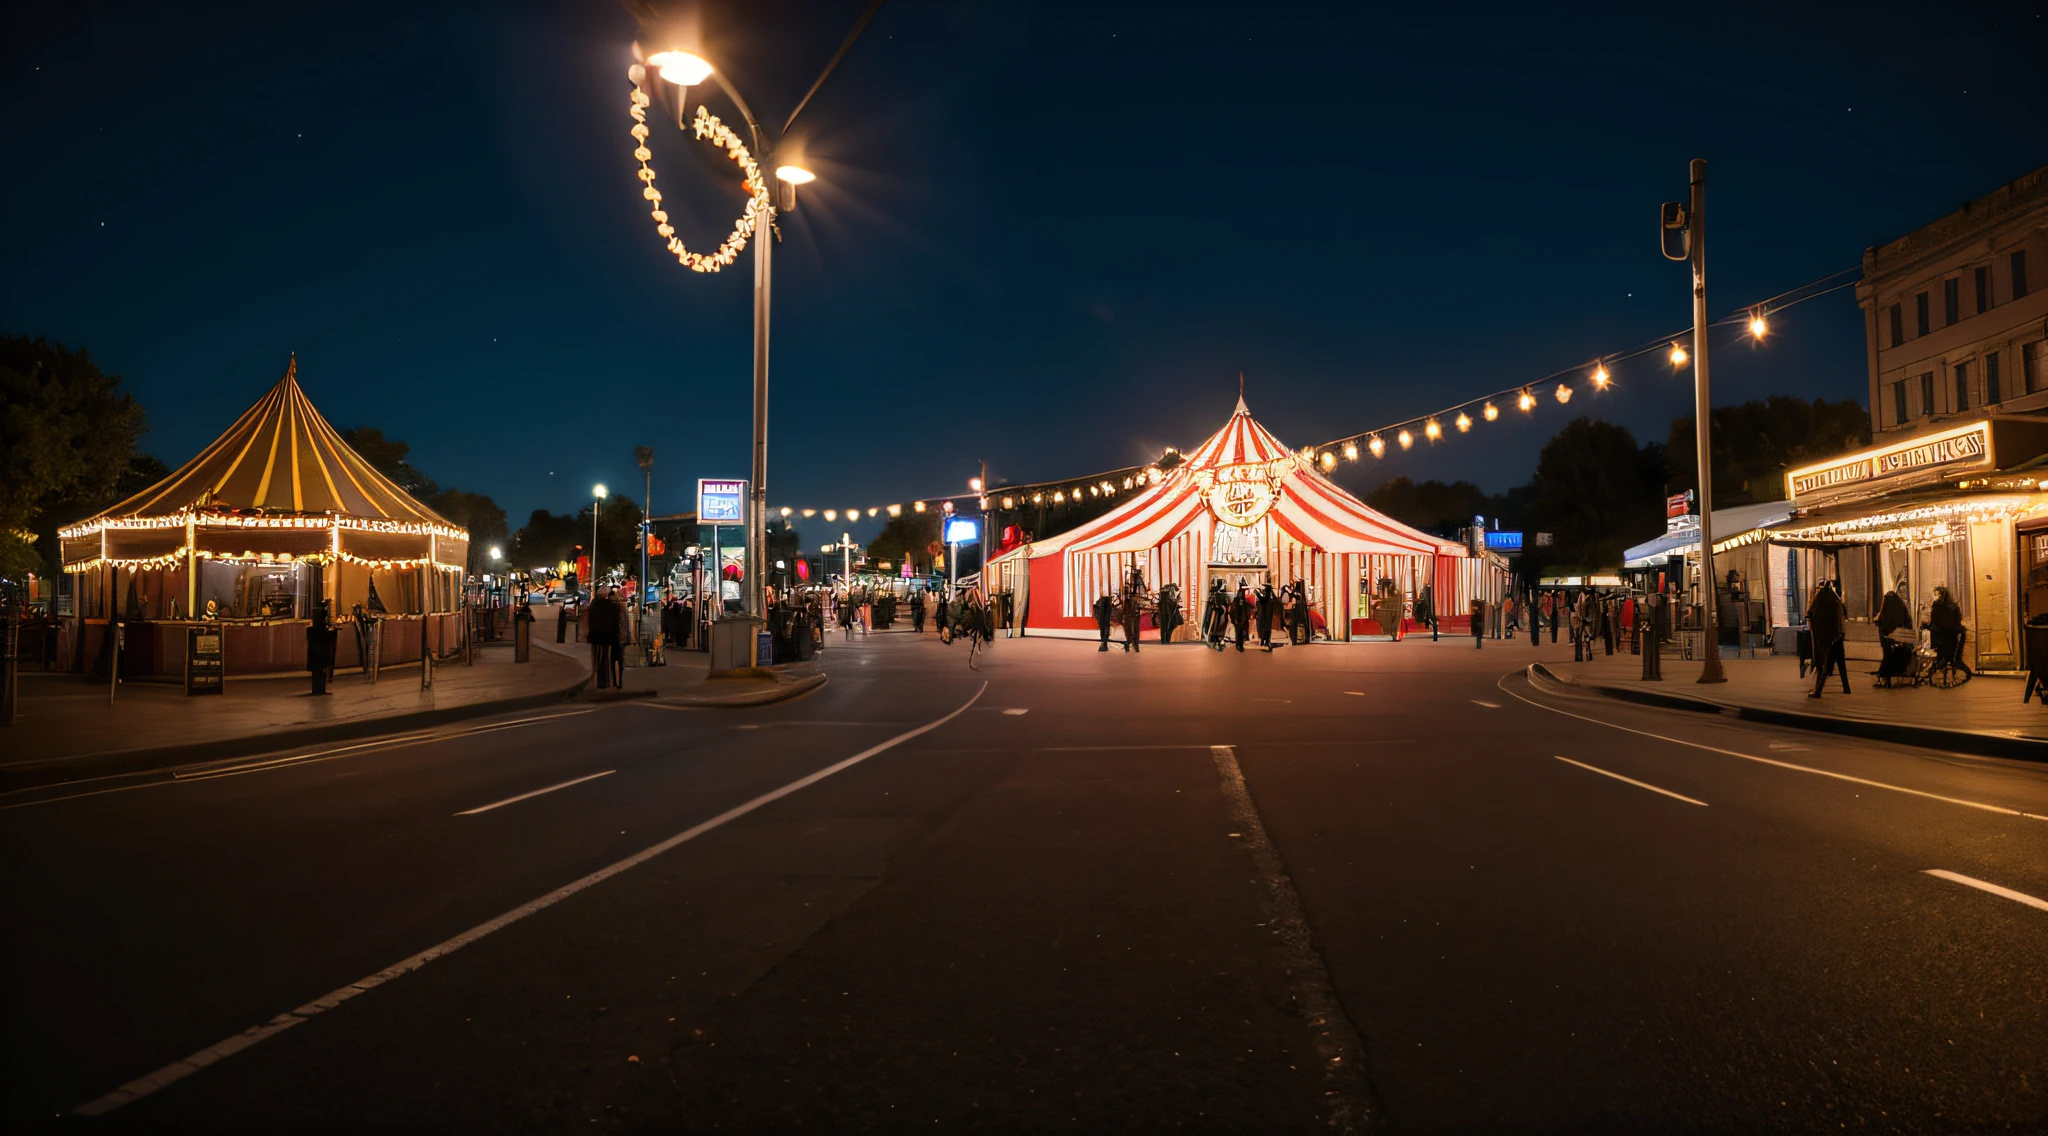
[
  {"left": 1193, "top": 456, "right": 1301, "bottom": 528},
  {"left": 1786, "top": 423, "right": 1992, "bottom": 500},
  {"left": 1484, "top": 531, "right": 1524, "bottom": 551},
  {"left": 696, "top": 479, "right": 746, "bottom": 524},
  {"left": 943, "top": 517, "right": 981, "bottom": 544}
]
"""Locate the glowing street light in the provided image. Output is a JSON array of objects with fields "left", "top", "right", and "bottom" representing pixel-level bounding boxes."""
[
  {"left": 646, "top": 50, "right": 714, "bottom": 87},
  {"left": 1749, "top": 312, "right": 1769, "bottom": 339},
  {"left": 591, "top": 484, "right": 607, "bottom": 591}
]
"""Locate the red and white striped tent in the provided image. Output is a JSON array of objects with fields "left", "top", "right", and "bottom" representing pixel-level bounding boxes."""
[{"left": 983, "top": 398, "right": 1510, "bottom": 640}]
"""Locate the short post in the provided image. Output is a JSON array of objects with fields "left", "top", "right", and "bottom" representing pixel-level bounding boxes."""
[
  {"left": 109, "top": 618, "right": 122, "bottom": 707},
  {"left": 2, "top": 602, "right": 19, "bottom": 727}
]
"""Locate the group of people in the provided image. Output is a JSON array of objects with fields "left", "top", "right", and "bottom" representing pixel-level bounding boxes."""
[
  {"left": 1188, "top": 578, "right": 1318, "bottom": 653},
  {"left": 1809, "top": 578, "right": 1972, "bottom": 697}
]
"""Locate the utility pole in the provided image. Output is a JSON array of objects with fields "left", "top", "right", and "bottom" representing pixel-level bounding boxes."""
[
  {"left": 637, "top": 447, "right": 654, "bottom": 649},
  {"left": 1683, "top": 160, "right": 1725, "bottom": 683}
]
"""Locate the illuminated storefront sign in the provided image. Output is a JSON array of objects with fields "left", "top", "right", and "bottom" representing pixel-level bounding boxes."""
[
  {"left": 697, "top": 479, "right": 747, "bottom": 524},
  {"left": 1786, "top": 423, "right": 1992, "bottom": 500},
  {"left": 1194, "top": 456, "right": 1300, "bottom": 528}
]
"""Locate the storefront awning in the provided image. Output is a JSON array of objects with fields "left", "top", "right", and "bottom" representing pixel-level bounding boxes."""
[{"left": 1622, "top": 501, "right": 1793, "bottom": 568}]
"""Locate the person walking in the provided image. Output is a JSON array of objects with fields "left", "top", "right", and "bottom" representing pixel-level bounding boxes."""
[
  {"left": 1927, "top": 585, "right": 1972, "bottom": 679},
  {"left": 1255, "top": 583, "right": 1278, "bottom": 651},
  {"left": 1806, "top": 580, "right": 1850, "bottom": 697},
  {"left": 586, "top": 587, "right": 620, "bottom": 690},
  {"left": 1203, "top": 580, "right": 1228, "bottom": 651},
  {"left": 1092, "top": 590, "right": 1115, "bottom": 652},
  {"left": 1418, "top": 584, "right": 1438, "bottom": 642},
  {"left": 910, "top": 588, "right": 927, "bottom": 634},
  {"left": 1157, "top": 582, "right": 1181, "bottom": 644},
  {"left": 1229, "top": 581, "right": 1252, "bottom": 653},
  {"left": 1470, "top": 596, "right": 1486, "bottom": 649}
]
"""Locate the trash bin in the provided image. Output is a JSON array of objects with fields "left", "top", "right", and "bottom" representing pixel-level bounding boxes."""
[{"left": 709, "top": 617, "right": 763, "bottom": 671}]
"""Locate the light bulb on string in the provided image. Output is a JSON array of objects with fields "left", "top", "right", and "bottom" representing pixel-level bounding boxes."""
[
  {"left": 779, "top": 506, "right": 792, "bottom": 518},
  {"left": 887, "top": 504, "right": 902, "bottom": 517},
  {"left": 1455, "top": 412, "right": 1472, "bottom": 433},
  {"left": 1032, "top": 492, "right": 1044, "bottom": 504},
  {"left": 801, "top": 509, "right": 816, "bottom": 518},
  {"left": 1397, "top": 429, "right": 1413, "bottom": 450},
  {"left": 1368, "top": 434, "right": 1386, "bottom": 458},
  {"left": 1342, "top": 441, "right": 1359, "bottom": 460},
  {"left": 1483, "top": 402, "right": 1499, "bottom": 421},
  {"left": 823, "top": 509, "right": 837, "bottom": 521},
  {"left": 1670, "top": 342, "right": 1689, "bottom": 367},
  {"left": 1591, "top": 363, "right": 1610, "bottom": 390},
  {"left": 1320, "top": 451, "right": 1337, "bottom": 471},
  {"left": 1749, "top": 311, "right": 1769, "bottom": 339},
  {"left": 1555, "top": 383, "right": 1573, "bottom": 404},
  {"left": 1423, "top": 418, "right": 1442, "bottom": 442},
  {"left": 1053, "top": 491, "right": 1065, "bottom": 503},
  {"left": 913, "top": 501, "right": 927, "bottom": 512},
  {"left": 1517, "top": 390, "right": 1536, "bottom": 412}
]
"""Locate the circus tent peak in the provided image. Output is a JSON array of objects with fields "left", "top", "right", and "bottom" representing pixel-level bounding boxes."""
[{"left": 90, "top": 356, "right": 454, "bottom": 528}]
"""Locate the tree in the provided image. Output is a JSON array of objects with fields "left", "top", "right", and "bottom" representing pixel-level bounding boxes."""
[
  {"left": 429, "top": 488, "right": 510, "bottom": 573},
  {"left": 338, "top": 426, "right": 440, "bottom": 499},
  {"left": 575, "top": 493, "right": 644, "bottom": 582},
  {"left": 1365, "top": 477, "right": 1510, "bottom": 538},
  {"left": 514, "top": 509, "right": 583, "bottom": 568},
  {"left": 1664, "top": 397, "right": 1871, "bottom": 506},
  {"left": 1528, "top": 417, "right": 1666, "bottom": 571},
  {"left": 866, "top": 511, "right": 942, "bottom": 573},
  {"left": 0, "top": 337, "right": 150, "bottom": 579}
]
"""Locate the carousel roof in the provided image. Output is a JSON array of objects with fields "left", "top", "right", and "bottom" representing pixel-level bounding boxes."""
[
  {"left": 1007, "top": 397, "right": 1464, "bottom": 560},
  {"left": 94, "top": 357, "right": 454, "bottom": 527}
]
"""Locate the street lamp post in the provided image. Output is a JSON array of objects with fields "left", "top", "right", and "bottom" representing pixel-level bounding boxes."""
[
  {"left": 636, "top": 447, "right": 653, "bottom": 647},
  {"left": 1662, "top": 159, "right": 1724, "bottom": 684},
  {"left": 592, "top": 484, "right": 607, "bottom": 597}
]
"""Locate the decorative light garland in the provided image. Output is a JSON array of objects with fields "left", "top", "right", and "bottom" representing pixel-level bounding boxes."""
[{"left": 626, "top": 64, "right": 772, "bottom": 274}]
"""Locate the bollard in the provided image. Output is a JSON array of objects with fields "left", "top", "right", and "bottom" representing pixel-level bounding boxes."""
[
  {"left": 2, "top": 604, "right": 18, "bottom": 727},
  {"left": 515, "top": 606, "right": 532, "bottom": 663}
]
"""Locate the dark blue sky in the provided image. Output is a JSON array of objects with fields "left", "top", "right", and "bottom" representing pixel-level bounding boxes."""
[{"left": 7, "top": 1, "right": 2045, "bottom": 547}]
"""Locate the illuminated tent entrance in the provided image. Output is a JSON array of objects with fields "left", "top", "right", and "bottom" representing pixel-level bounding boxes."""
[
  {"left": 984, "top": 399, "right": 1511, "bottom": 640},
  {"left": 57, "top": 358, "right": 469, "bottom": 677}
]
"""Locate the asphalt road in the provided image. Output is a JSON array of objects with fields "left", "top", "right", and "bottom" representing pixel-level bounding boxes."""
[{"left": 3, "top": 629, "right": 2043, "bottom": 1132}]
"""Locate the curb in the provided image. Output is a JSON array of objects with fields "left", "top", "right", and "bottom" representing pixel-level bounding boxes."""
[
  {"left": 647, "top": 672, "right": 829, "bottom": 709},
  {"left": 1526, "top": 663, "right": 2048, "bottom": 763},
  {"left": 0, "top": 665, "right": 595, "bottom": 794}
]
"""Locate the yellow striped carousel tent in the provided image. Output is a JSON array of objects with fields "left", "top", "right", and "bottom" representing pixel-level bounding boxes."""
[{"left": 60, "top": 357, "right": 468, "bottom": 577}]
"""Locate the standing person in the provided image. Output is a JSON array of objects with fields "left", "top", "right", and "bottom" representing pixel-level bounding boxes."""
[
  {"left": 1289, "top": 580, "right": 1311, "bottom": 645},
  {"left": 1875, "top": 583, "right": 1914, "bottom": 687},
  {"left": 1547, "top": 591, "right": 1560, "bottom": 643},
  {"left": 1093, "top": 590, "right": 1115, "bottom": 652},
  {"left": 1601, "top": 596, "right": 1617, "bottom": 655},
  {"left": 910, "top": 588, "right": 927, "bottom": 634},
  {"left": 1528, "top": 591, "right": 1541, "bottom": 646},
  {"left": 1229, "top": 580, "right": 1252, "bottom": 653},
  {"left": 1255, "top": 583, "right": 1278, "bottom": 650},
  {"left": 1204, "top": 580, "right": 1229, "bottom": 651},
  {"left": 935, "top": 586, "right": 951, "bottom": 641},
  {"left": 1806, "top": 580, "right": 1850, "bottom": 697},
  {"left": 610, "top": 587, "right": 630, "bottom": 688},
  {"left": 586, "top": 587, "right": 620, "bottom": 690},
  {"left": 1121, "top": 579, "right": 1145, "bottom": 653},
  {"left": 1470, "top": 596, "right": 1486, "bottom": 649},
  {"left": 1158, "top": 582, "right": 1181, "bottom": 644},
  {"left": 1927, "top": 585, "right": 1972, "bottom": 679},
  {"left": 1418, "top": 584, "right": 1437, "bottom": 642}
]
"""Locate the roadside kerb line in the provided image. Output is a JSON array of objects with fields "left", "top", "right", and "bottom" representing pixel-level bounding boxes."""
[
  {"left": 454, "top": 770, "right": 615, "bottom": 816},
  {"left": 1470, "top": 699, "right": 1501, "bottom": 708},
  {"left": 1499, "top": 674, "right": 2048, "bottom": 822},
  {"left": 71, "top": 681, "right": 989, "bottom": 1118},
  {"left": 1209, "top": 744, "right": 1381, "bottom": 1134},
  {"left": 1553, "top": 755, "right": 1708, "bottom": 807},
  {"left": 1923, "top": 870, "right": 2048, "bottom": 913}
]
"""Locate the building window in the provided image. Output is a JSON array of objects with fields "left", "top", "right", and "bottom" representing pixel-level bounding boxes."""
[
  {"left": 2016, "top": 250, "right": 2031, "bottom": 300},
  {"left": 1986, "top": 351, "right": 2001, "bottom": 404},
  {"left": 1954, "top": 361, "right": 1970, "bottom": 411},
  {"left": 1975, "top": 266, "right": 1991, "bottom": 313},
  {"left": 1888, "top": 303, "right": 1903, "bottom": 347},
  {"left": 2028, "top": 341, "right": 2045, "bottom": 394},
  {"left": 1891, "top": 379, "right": 1907, "bottom": 425},
  {"left": 1920, "top": 371, "right": 1935, "bottom": 414},
  {"left": 1916, "top": 292, "right": 1930, "bottom": 336},
  {"left": 1943, "top": 278, "right": 1960, "bottom": 326}
]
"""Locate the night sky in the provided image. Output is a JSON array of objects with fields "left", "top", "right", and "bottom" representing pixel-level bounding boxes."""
[{"left": 7, "top": 1, "right": 2045, "bottom": 548}]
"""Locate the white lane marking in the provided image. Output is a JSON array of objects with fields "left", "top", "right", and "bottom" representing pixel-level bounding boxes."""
[
  {"left": 1499, "top": 675, "right": 2048, "bottom": 822},
  {"left": 453, "top": 770, "right": 615, "bottom": 816},
  {"left": 1470, "top": 699, "right": 1501, "bottom": 708},
  {"left": 1209, "top": 746, "right": 1378, "bottom": 1129},
  {"left": 1768, "top": 741, "right": 1810, "bottom": 751},
  {"left": 72, "top": 681, "right": 988, "bottom": 1117},
  {"left": 1002, "top": 708, "right": 1029, "bottom": 715},
  {"left": 1553, "top": 755, "right": 1709, "bottom": 807},
  {"left": 1923, "top": 870, "right": 2048, "bottom": 913},
  {"left": 1343, "top": 691, "right": 1365, "bottom": 696}
]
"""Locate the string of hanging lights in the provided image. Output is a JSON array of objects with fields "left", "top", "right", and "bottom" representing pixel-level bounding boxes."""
[
  {"left": 625, "top": 63, "right": 772, "bottom": 274},
  {"left": 734, "top": 267, "right": 1858, "bottom": 527}
]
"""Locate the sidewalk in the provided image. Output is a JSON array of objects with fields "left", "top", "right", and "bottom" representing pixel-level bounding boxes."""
[
  {"left": 528, "top": 602, "right": 826, "bottom": 708},
  {"left": 2, "top": 639, "right": 590, "bottom": 790},
  {"left": 1534, "top": 648, "right": 2048, "bottom": 761}
]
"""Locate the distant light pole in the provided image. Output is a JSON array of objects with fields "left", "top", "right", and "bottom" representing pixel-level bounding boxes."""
[
  {"left": 1662, "top": 158, "right": 1725, "bottom": 684},
  {"left": 592, "top": 483, "right": 607, "bottom": 595},
  {"left": 636, "top": 446, "right": 653, "bottom": 640}
]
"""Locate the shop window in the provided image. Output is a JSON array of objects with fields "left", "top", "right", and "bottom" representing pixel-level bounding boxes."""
[
  {"left": 1888, "top": 303, "right": 1903, "bottom": 347},
  {"left": 1943, "top": 278, "right": 1960, "bottom": 326},
  {"left": 1891, "top": 379, "right": 1907, "bottom": 425},
  {"left": 1986, "top": 351, "right": 2001, "bottom": 404},
  {"left": 2015, "top": 250, "right": 2030, "bottom": 300},
  {"left": 1919, "top": 371, "right": 1934, "bottom": 415},
  {"left": 1915, "top": 292, "right": 1930, "bottom": 336},
  {"left": 1953, "top": 362, "right": 1970, "bottom": 411},
  {"left": 197, "top": 561, "right": 310, "bottom": 620}
]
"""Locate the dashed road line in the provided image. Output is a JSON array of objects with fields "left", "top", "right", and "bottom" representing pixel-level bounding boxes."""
[
  {"left": 454, "top": 770, "right": 615, "bottom": 815},
  {"left": 1923, "top": 870, "right": 2048, "bottom": 913}
]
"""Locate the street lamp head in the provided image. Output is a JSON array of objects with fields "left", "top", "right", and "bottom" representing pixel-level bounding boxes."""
[
  {"left": 774, "top": 165, "right": 816, "bottom": 185},
  {"left": 1748, "top": 313, "right": 1769, "bottom": 339},
  {"left": 647, "top": 50, "right": 714, "bottom": 87},
  {"left": 489, "top": 546, "right": 502, "bottom": 560},
  {"left": 594, "top": 483, "right": 608, "bottom": 499},
  {"left": 968, "top": 476, "right": 984, "bottom": 493}
]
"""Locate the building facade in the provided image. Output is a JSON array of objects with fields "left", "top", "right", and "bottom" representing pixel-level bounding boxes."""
[{"left": 1858, "top": 165, "right": 2048, "bottom": 438}]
